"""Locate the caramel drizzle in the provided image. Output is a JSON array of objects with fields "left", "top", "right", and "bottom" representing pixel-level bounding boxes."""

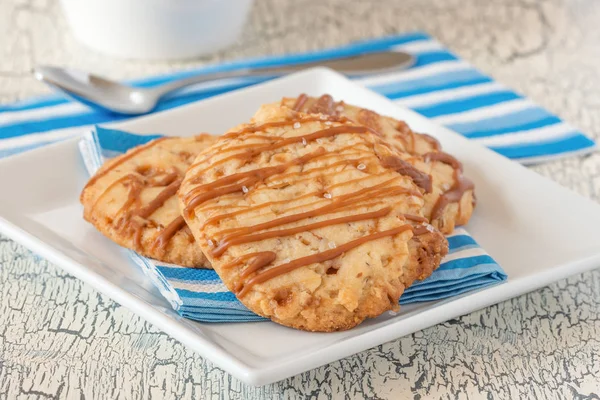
[
  {"left": 114, "top": 178, "right": 184, "bottom": 250},
  {"left": 381, "top": 155, "right": 432, "bottom": 194},
  {"left": 184, "top": 148, "right": 327, "bottom": 217},
  {"left": 183, "top": 117, "right": 431, "bottom": 298},
  {"left": 291, "top": 94, "right": 308, "bottom": 111},
  {"left": 237, "top": 225, "right": 415, "bottom": 297},
  {"left": 151, "top": 215, "right": 188, "bottom": 252},
  {"left": 307, "top": 94, "right": 336, "bottom": 115},
  {"left": 200, "top": 167, "right": 378, "bottom": 228},
  {"left": 221, "top": 115, "right": 344, "bottom": 141},
  {"left": 85, "top": 137, "right": 192, "bottom": 253},
  {"left": 289, "top": 94, "right": 472, "bottom": 225},
  {"left": 211, "top": 207, "right": 392, "bottom": 257},
  {"left": 188, "top": 119, "right": 355, "bottom": 178},
  {"left": 82, "top": 137, "right": 168, "bottom": 194},
  {"left": 430, "top": 174, "right": 474, "bottom": 221},
  {"left": 421, "top": 134, "right": 441, "bottom": 152},
  {"left": 424, "top": 151, "right": 474, "bottom": 221},
  {"left": 424, "top": 151, "right": 462, "bottom": 171},
  {"left": 183, "top": 125, "right": 369, "bottom": 216},
  {"left": 211, "top": 180, "right": 415, "bottom": 237}
]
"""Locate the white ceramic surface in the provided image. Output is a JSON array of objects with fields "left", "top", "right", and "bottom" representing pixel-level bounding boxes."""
[
  {"left": 1, "top": 69, "right": 600, "bottom": 386},
  {"left": 59, "top": 0, "right": 254, "bottom": 60}
]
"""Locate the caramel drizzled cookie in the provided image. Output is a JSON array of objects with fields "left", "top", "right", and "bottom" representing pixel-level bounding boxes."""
[
  {"left": 278, "top": 94, "right": 475, "bottom": 233},
  {"left": 178, "top": 107, "right": 447, "bottom": 331},
  {"left": 81, "top": 135, "right": 216, "bottom": 268}
]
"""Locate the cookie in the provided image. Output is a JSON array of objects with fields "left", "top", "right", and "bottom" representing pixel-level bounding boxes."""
[
  {"left": 179, "top": 106, "right": 447, "bottom": 331},
  {"left": 279, "top": 95, "right": 475, "bottom": 233},
  {"left": 81, "top": 135, "right": 216, "bottom": 268}
]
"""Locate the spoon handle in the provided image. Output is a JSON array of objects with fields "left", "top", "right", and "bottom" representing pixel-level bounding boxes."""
[{"left": 149, "top": 51, "right": 414, "bottom": 100}]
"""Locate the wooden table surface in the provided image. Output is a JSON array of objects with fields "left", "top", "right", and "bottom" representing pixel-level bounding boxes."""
[{"left": 1, "top": 0, "right": 600, "bottom": 398}]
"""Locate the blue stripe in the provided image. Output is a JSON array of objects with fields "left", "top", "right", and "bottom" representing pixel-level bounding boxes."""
[
  {"left": 404, "top": 275, "right": 499, "bottom": 298},
  {"left": 401, "top": 278, "right": 504, "bottom": 304},
  {"left": 176, "top": 289, "right": 239, "bottom": 302},
  {"left": 410, "top": 51, "right": 458, "bottom": 68},
  {"left": 381, "top": 75, "right": 492, "bottom": 100},
  {"left": 0, "top": 96, "right": 67, "bottom": 112},
  {"left": 157, "top": 266, "right": 221, "bottom": 281},
  {"left": 94, "top": 127, "right": 161, "bottom": 152},
  {"left": 405, "top": 273, "right": 489, "bottom": 293},
  {"left": 449, "top": 108, "right": 562, "bottom": 138},
  {"left": 369, "top": 68, "right": 483, "bottom": 95},
  {"left": 461, "top": 117, "right": 563, "bottom": 139},
  {"left": 448, "top": 244, "right": 480, "bottom": 254},
  {"left": 447, "top": 235, "right": 477, "bottom": 249},
  {"left": 415, "top": 91, "right": 522, "bottom": 118},
  {"left": 492, "top": 133, "right": 596, "bottom": 160},
  {"left": 438, "top": 255, "right": 497, "bottom": 271},
  {"left": 0, "top": 139, "right": 64, "bottom": 158},
  {"left": 179, "top": 312, "right": 265, "bottom": 322}
]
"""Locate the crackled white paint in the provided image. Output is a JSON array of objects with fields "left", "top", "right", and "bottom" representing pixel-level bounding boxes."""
[{"left": 2, "top": 0, "right": 600, "bottom": 398}]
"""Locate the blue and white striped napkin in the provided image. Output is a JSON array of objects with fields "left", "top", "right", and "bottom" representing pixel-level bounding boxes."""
[
  {"left": 79, "top": 126, "right": 507, "bottom": 323},
  {"left": 0, "top": 32, "right": 595, "bottom": 162}
]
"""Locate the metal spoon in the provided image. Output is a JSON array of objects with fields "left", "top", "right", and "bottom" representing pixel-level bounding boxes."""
[{"left": 32, "top": 51, "right": 414, "bottom": 115}]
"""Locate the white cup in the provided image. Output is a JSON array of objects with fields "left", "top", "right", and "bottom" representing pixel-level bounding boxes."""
[{"left": 60, "top": 0, "right": 254, "bottom": 60}]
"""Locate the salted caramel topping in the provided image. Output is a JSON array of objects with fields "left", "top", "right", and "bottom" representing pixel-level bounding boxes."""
[
  {"left": 237, "top": 224, "right": 416, "bottom": 297},
  {"left": 430, "top": 175, "right": 474, "bottom": 221},
  {"left": 211, "top": 207, "right": 392, "bottom": 257},
  {"left": 239, "top": 252, "right": 278, "bottom": 279},
  {"left": 421, "top": 133, "right": 441, "bottom": 151},
  {"left": 86, "top": 139, "right": 197, "bottom": 252},
  {"left": 291, "top": 94, "right": 308, "bottom": 111},
  {"left": 424, "top": 151, "right": 462, "bottom": 171},
  {"left": 423, "top": 151, "right": 473, "bottom": 223},
  {"left": 184, "top": 148, "right": 328, "bottom": 217},
  {"left": 182, "top": 117, "right": 434, "bottom": 298},
  {"left": 82, "top": 138, "right": 168, "bottom": 195},
  {"left": 286, "top": 94, "right": 473, "bottom": 226},
  {"left": 152, "top": 216, "right": 187, "bottom": 252},
  {"left": 135, "top": 178, "right": 182, "bottom": 219},
  {"left": 403, "top": 214, "right": 428, "bottom": 223},
  {"left": 184, "top": 125, "right": 370, "bottom": 216},
  {"left": 380, "top": 155, "right": 432, "bottom": 194},
  {"left": 307, "top": 94, "right": 336, "bottom": 115},
  {"left": 214, "top": 181, "right": 416, "bottom": 238}
]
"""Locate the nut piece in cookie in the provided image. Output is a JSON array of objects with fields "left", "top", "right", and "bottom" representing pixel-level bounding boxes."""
[
  {"left": 81, "top": 135, "right": 216, "bottom": 268},
  {"left": 179, "top": 107, "right": 447, "bottom": 331},
  {"left": 278, "top": 94, "right": 475, "bottom": 233}
]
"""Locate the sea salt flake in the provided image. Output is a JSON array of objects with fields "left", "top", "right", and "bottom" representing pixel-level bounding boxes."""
[
  {"left": 282, "top": 258, "right": 291, "bottom": 264},
  {"left": 426, "top": 224, "right": 435, "bottom": 232},
  {"left": 357, "top": 163, "right": 366, "bottom": 170},
  {"left": 302, "top": 137, "right": 307, "bottom": 146},
  {"left": 323, "top": 192, "right": 332, "bottom": 199},
  {"left": 316, "top": 138, "right": 324, "bottom": 144},
  {"left": 293, "top": 122, "right": 301, "bottom": 129},
  {"left": 324, "top": 121, "right": 333, "bottom": 126},
  {"left": 242, "top": 185, "right": 249, "bottom": 193},
  {"left": 207, "top": 239, "right": 215, "bottom": 247},
  {"left": 328, "top": 242, "right": 337, "bottom": 249}
]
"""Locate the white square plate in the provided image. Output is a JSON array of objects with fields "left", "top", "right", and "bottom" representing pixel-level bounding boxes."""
[{"left": 1, "top": 68, "right": 600, "bottom": 386}]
